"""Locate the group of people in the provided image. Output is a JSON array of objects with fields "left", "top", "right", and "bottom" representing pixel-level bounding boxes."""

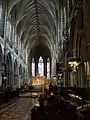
[
  {"left": 32, "top": 83, "right": 83, "bottom": 120},
  {"left": 31, "top": 82, "right": 83, "bottom": 120},
  {"left": 31, "top": 94, "right": 83, "bottom": 120}
]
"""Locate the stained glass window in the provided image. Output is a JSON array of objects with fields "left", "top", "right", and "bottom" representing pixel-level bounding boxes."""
[
  {"left": 47, "top": 58, "right": 50, "bottom": 79},
  {"left": 38, "top": 56, "right": 44, "bottom": 76},
  {"left": 32, "top": 58, "right": 35, "bottom": 76}
]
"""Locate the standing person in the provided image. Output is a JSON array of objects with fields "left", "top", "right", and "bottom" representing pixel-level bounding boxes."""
[
  {"left": 38, "top": 94, "right": 44, "bottom": 113},
  {"left": 49, "top": 82, "right": 54, "bottom": 95},
  {"left": 1, "top": 73, "right": 6, "bottom": 87}
]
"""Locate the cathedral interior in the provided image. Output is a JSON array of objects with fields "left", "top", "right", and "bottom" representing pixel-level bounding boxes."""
[{"left": 0, "top": 0, "right": 90, "bottom": 120}]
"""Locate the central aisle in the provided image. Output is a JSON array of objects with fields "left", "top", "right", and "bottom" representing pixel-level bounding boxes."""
[{"left": 0, "top": 93, "right": 39, "bottom": 120}]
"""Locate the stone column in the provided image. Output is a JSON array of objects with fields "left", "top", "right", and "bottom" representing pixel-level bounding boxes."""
[
  {"left": 50, "top": 59, "right": 51, "bottom": 77},
  {"left": 43, "top": 58, "right": 47, "bottom": 78},
  {"left": 29, "top": 59, "right": 32, "bottom": 77},
  {"left": 0, "top": 65, "right": 3, "bottom": 87},
  {"left": 76, "top": 61, "right": 86, "bottom": 88},
  {"left": 81, "top": 61, "right": 86, "bottom": 87},
  {"left": 65, "top": 52, "right": 68, "bottom": 87},
  {"left": 35, "top": 58, "right": 38, "bottom": 76}
]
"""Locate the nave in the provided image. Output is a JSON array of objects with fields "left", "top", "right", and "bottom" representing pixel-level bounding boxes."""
[
  {"left": 0, "top": 0, "right": 90, "bottom": 120},
  {"left": 0, "top": 93, "right": 40, "bottom": 120}
]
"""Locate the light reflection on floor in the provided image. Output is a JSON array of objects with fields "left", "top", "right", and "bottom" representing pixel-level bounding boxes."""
[
  {"left": 20, "top": 92, "right": 42, "bottom": 98},
  {"left": 0, "top": 92, "right": 41, "bottom": 120}
]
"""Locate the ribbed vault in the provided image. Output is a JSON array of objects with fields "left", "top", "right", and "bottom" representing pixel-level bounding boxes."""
[
  {"left": 30, "top": 44, "right": 51, "bottom": 58},
  {"left": 8, "top": 0, "right": 59, "bottom": 54}
]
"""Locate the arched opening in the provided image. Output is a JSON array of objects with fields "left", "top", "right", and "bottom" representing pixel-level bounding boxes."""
[
  {"left": 19, "top": 64, "right": 23, "bottom": 86},
  {"left": 38, "top": 56, "right": 44, "bottom": 76},
  {"left": 19, "top": 64, "right": 22, "bottom": 77},
  {"left": 23, "top": 67, "right": 27, "bottom": 85},
  {"left": 14, "top": 59, "right": 18, "bottom": 87},
  {"left": 23, "top": 67, "right": 25, "bottom": 78},
  {"left": 6, "top": 53, "right": 12, "bottom": 87}
]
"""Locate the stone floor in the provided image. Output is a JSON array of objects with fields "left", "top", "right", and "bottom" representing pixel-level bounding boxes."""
[
  {"left": 0, "top": 92, "right": 39, "bottom": 120},
  {"left": 19, "top": 91, "right": 41, "bottom": 98}
]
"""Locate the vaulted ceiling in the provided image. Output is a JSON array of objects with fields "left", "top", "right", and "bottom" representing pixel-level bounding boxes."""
[
  {"left": 7, "top": 0, "right": 62, "bottom": 55},
  {"left": 30, "top": 44, "right": 51, "bottom": 58}
]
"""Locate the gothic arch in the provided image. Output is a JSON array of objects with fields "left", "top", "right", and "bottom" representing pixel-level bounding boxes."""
[
  {"left": 19, "top": 64, "right": 22, "bottom": 77},
  {"left": 14, "top": 59, "right": 18, "bottom": 86},
  {"left": 18, "top": 64, "right": 23, "bottom": 86},
  {"left": 6, "top": 52, "right": 12, "bottom": 86},
  {"left": 14, "top": 59, "right": 18, "bottom": 75},
  {"left": 23, "top": 67, "right": 25, "bottom": 78}
]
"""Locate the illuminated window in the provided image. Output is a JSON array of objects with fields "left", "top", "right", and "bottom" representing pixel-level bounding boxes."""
[
  {"left": 32, "top": 58, "right": 35, "bottom": 76},
  {"left": 47, "top": 58, "right": 50, "bottom": 79},
  {"left": 38, "top": 56, "right": 44, "bottom": 76}
]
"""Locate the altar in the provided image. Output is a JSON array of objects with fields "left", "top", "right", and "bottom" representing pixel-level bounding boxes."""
[{"left": 29, "top": 74, "right": 50, "bottom": 90}]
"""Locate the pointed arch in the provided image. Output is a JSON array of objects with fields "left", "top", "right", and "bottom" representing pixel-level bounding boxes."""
[{"left": 6, "top": 52, "right": 12, "bottom": 86}]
